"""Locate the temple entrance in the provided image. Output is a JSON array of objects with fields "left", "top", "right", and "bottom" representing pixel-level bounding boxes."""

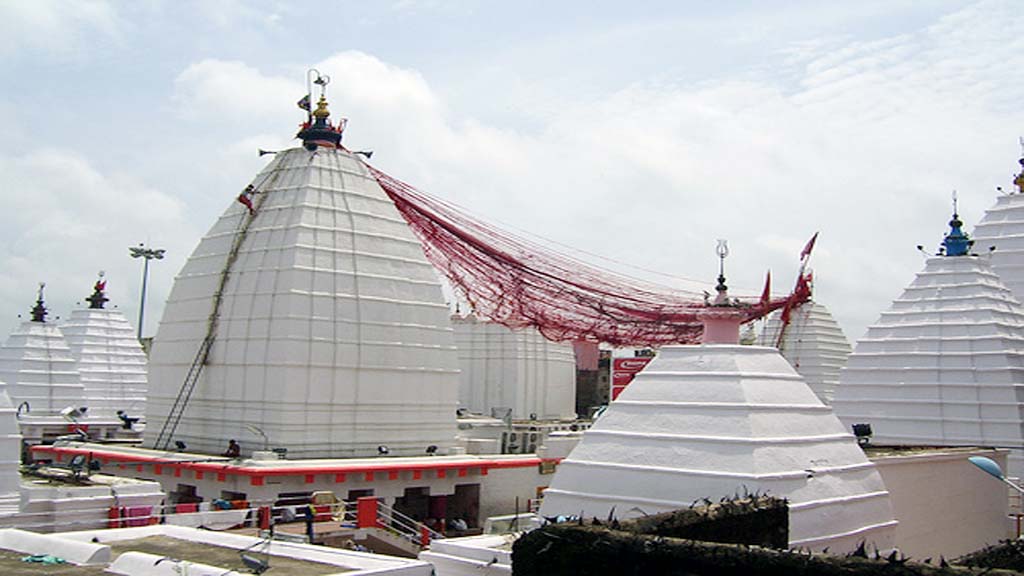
[
  {"left": 448, "top": 484, "right": 480, "bottom": 529},
  {"left": 393, "top": 487, "right": 430, "bottom": 521}
]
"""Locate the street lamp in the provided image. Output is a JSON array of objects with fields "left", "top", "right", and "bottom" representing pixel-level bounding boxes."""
[
  {"left": 968, "top": 456, "right": 1024, "bottom": 495},
  {"left": 129, "top": 243, "right": 165, "bottom": 340}
]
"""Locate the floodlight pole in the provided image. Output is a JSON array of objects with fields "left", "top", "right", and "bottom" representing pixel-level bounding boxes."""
[
  {"left": 968, "top": 455, "right": 1024, "bottom": 495},
  {"left": 129, "top": 243, "right": 166, "bottom": 341}
]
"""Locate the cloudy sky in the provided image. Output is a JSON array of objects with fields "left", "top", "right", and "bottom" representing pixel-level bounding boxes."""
[{"left": 1, "top": 0, "right": 1022, "bottom": 344}]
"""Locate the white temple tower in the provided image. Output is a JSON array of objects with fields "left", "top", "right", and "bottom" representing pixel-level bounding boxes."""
[
  {"left": 834, "top": 208, "right": 1024, "bottom": 478},
  {"left": 758, "top": 301, "right": 852, "bottom": 405},
  {"left": 0, "top": 286, "right": 86, "bottom": 419},
  {"left": 144, "top": 89, "right": 460, "bottom": 458},
  {"left": 539, "top": 255, "right": 896, "bottom": 553},
  {"left": 452, "top": 315, "right": 576, "bottom": 420},
  {"left": 971, "top": 154, "right": 1024, "bottom": 300},
  {"left": 60, "top": 276, "right": 148, "bottom": 423}
]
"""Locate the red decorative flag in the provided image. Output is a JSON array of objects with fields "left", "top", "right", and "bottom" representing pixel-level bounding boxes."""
[
  {"left": 800, "top": 232, "right": 819, "bottom": 260},
  {"left": 760, "top": 270, "right": 771, "bottom": 306}
]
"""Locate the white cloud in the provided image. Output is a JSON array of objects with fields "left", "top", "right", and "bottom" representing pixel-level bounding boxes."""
[
  {"left": 164, "top": 3, "right": 1024, "bottom": 341},
  {"left": 0, "top": 149, "right": 197, "bottom": 339},
  {"left": 0, "top": 0, "right": 121, "bottom": 56}
]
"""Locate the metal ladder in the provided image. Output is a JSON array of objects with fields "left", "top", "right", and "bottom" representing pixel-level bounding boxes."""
[{"left": 153, "top": 168, "right": 283, "bottom": 450}]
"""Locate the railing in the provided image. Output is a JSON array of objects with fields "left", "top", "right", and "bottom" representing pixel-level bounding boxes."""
[{"left": 3, "top": 497, "right": 446, "bottom": 551}]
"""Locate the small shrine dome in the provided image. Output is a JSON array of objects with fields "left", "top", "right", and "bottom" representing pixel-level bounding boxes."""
[
  {"left": 60, "top": 275, "right": 148, "bottom": 421},
  {"left": 539, "top": 252, "right": 896, "bottom": 554},
  {"left": 0, "top": 285, "right": 86, "bottom": 416},
  {"left": 834, "top": 203, "right": 1024, "bottom": 478}
]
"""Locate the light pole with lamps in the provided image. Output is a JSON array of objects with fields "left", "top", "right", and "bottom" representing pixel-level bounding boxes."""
[{"left": 129, "top": 243, "right": 165, "bottom": 341}]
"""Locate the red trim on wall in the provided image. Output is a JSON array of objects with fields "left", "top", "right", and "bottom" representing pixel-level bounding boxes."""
[{"left": 29, "top": 445, "right": 558, "bottom": 485}]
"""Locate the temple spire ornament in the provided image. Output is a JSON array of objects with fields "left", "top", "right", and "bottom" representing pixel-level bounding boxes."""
[
  {"left": 297, "top": 69, "right": 346, "bottom": 151},
  {"left": 30, "top": 283, "right": 47, "bottom": 323},
  {"left": 86, "top": 271, "right": 109, "bottom": 310},
  {"left": 941, "top": 192, "right": 972, "bottom": 257},
  {"left": 714, "top": 239, "right": 730, "bottom": 305}
]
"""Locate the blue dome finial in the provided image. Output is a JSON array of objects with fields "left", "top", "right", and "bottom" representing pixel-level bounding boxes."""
[{"left": 941, "top": 191, "right": 972, "bottom": 257}]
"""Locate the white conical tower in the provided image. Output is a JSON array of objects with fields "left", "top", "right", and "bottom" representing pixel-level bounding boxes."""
[
  {"left": 758, "top": 301, "right": 852, "bottom": 405},
  {"left": 0, "top": 285, "right": 86, "bottom": 417},
  {"left": 452, "top": 315, "right": 577, "bottom": 420},
  {"left": 145, "top": 88, "right": 459, "bottom": 458},
  {"left": 60, "top": 275, "right": 148, "bottom": 422},
  {"left": 540, "top": 246, "right": 896, "bottom": 554},
  {"left": 0, "top": 389, "right": 21, "bottom": 513},
  {"left": 834, "top": 208, "right": 1024, "bottom": 478},
  {"left": 971, "top": 154, "right": 1024, "bottom": 300}
]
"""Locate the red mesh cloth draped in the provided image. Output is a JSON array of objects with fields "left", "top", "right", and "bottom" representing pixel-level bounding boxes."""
[{"left": 368, "top": 164, "right": 806, "bottom": 347}]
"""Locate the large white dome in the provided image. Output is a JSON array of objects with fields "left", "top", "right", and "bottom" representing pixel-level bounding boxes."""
[
  {"left": 539, "top": 344, "right": 896, "bottom": 553},
  {"left": 144, "top": 147, "right": 460, "bottom": 458}
]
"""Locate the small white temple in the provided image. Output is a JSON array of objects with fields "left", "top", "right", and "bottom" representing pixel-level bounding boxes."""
[
  {"left": 60, "top": 275, "right": 148, "bottom": 425},
  {"left": 144, "top": 86, "right": 460, "bottom": 458},
  {"left": 0, "top": 285, "right": 88, "bottom": 442},
  {"left": 539, "top": 251, "right": 896, "bottom": 553},
  {"left": 970, "top": 154, "right": 1024, "bottom": 301},
  {"left": 758, "top": 300, "right": 852, "bottom": 405},
  {"left": 451, "top": 315, "right": 576, "bottom": 420},
  {"left": 834, "top": 206, "right": 1024, "bottom": 478}
]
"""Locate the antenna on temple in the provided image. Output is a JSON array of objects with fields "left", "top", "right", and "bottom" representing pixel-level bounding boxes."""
[{"left": 952, "top": 190, "right": 958, "bottom": 216}]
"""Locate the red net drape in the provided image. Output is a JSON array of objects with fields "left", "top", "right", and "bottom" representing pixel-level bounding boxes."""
[{"left": 368, "top": 164, "right": 807, "bottom": 347}]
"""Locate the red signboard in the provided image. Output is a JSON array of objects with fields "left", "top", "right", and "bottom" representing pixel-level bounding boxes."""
[{"left": 611, "top": 357, "right": 653, "bottom": 400}]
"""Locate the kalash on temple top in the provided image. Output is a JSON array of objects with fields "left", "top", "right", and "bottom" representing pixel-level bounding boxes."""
[{"left": 295, "top": 70, "right": 347, "bottom": 151}]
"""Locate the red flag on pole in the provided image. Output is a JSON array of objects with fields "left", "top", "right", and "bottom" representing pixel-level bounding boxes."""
[
  {"left": 760, "top": 270, "right": 771, "bottom": 306},
  {"left": 800, "top": 232, "right": 819, "bottom": 260}
]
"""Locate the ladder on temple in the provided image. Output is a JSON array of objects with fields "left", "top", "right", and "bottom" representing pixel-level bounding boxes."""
[{"left": 153, "top": 169, "right": 281, "bottom": 450}]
